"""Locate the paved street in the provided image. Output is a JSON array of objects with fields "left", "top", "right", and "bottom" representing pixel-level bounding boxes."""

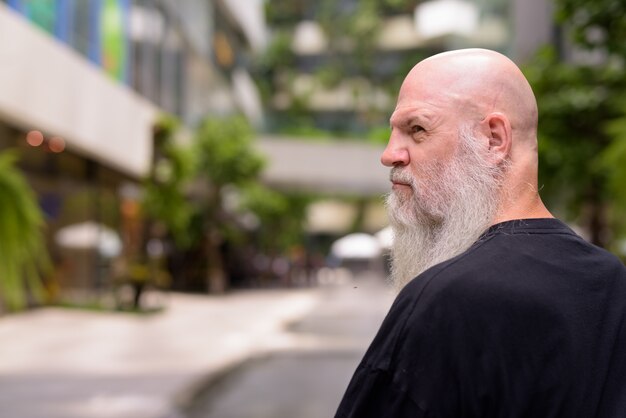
[
  {"left": 0, "top": 271, "right": 394, "bottom": 418},
  {"left": 184, "top": 274, "right": 393, "bottom": 418}
]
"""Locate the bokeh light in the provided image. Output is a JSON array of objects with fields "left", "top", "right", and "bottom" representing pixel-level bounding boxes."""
[
  {"left": 49, "top": 136, "right": 66, "bottom": 153},
  {"left": 25, "top": 130, "right": 44, "bottom": 147}
]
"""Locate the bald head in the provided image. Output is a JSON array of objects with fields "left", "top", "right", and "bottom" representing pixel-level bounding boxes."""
[
  {"left": 385, "top": 48, "right": 552, "bottom": 226},
  {"left": 400, "top": 48, "right": 538, "bottom": 142},
  {"left": 384, "top": 50, "right": 552, "bottom": 288}
]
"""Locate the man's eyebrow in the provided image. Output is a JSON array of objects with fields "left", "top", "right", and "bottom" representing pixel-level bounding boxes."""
[{"left": 390, "top": 109, "right": 434, "bottom": 127}]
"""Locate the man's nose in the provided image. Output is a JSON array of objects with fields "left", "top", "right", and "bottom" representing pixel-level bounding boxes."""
[{"left": 381, "top": 135, "right": 409, "bottom": 167}]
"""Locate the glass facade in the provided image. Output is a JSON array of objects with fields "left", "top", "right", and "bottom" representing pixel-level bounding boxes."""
[
  {"left": 6, "top": 0, "right": 129, "bottom": 82},
  {"left": 3, "top": 0, "right": 185, "bottom": 114}
]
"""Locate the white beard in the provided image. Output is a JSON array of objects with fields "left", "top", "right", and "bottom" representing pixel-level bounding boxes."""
[{"left": 385, "top": 126, "right": 508, "bottom": 292}]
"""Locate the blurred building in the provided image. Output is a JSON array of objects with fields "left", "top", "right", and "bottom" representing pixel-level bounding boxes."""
[
  {"left": 260, "top": 0, "right": 552, "bottom": 136},
  {"left": 0, "top": 0, "right": 266, "bottom": 294}
]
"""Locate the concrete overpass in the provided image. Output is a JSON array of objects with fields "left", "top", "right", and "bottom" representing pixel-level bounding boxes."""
[{"left": 256, "top": 136, "right": 389, "bottom": 196}]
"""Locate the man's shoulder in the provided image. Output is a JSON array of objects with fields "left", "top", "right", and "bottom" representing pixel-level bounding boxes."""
[
  {"left": 403, "top": 219, "right": 626, "bottom": 304},
  {"left": 398, "top": 224, "right": 626, "bottom": 332},
  {"left": 399, "top": 236, "right": 499, "bottom": 304},
  {"left": 397, "top": 231, "right": 568, "bottom": 317}
]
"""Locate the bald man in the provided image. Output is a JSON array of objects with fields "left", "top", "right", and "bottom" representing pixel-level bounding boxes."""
[{"left": 335, "top": 49, "right": 626, "bottom": 417}]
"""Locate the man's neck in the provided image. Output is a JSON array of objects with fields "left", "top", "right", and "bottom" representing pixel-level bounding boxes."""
[{"left": 492, "top": 187, "right": 553, "bottom": 226}]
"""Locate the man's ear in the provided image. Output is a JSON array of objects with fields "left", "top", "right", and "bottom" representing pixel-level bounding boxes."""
[{"left": 482, "top": 112, "right": 512, "bottom": 163}]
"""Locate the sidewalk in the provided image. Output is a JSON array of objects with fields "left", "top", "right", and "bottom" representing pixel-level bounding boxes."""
[
  {"left": 184, "top": 276, "right": 394, "bottom": 418},
  {"left": 0, "top": 287, "right": 326, "bottom": 418}
]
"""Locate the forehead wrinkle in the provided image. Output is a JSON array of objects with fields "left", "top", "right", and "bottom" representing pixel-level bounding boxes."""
[
  {"left": 404, "top": 63, "right": 493, "bottom": 120},
  {"left": 390, "top": 104, "right": 443, "bottom": 127}
]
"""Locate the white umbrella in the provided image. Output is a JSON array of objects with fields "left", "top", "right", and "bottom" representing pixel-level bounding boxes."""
[
  {"left": 331, "top": 233, "right": 382, "bottom": 259},
  {"left": 55, "top": 221, "right": 122, "bottom": 258},
  {"left": 375, "top": 226, "right": 393, "bottom": 250}
]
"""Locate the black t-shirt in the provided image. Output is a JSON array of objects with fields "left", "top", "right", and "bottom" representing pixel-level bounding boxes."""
[{"left": 335, "top": 218, "right": 626, "bottom": 418}]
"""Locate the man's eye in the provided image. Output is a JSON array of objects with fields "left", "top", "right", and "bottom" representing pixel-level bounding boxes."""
[{"left": 410, "top": 125, "right": 425, "bottom": 141}]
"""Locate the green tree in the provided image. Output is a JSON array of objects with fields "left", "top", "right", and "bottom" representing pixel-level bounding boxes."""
[
  {"left": 525, "top": 49, "right": 626, "bottom": 247},
  {"left": 524, "top": 0, "right": 626, "bottom": 251},
  {"left": 0, "top": 150, "right": 50, "bottom": 311},
  {"left": 143, "top": 116, "right": 196, "bottom": 248},
  {"left": 241, "top": 184, "right": 310, "bottom": 256},
  {"left": 144, "top": 116, "right": 316, "bottom": 291},
  {"left": 192, "top": 116, "right": 265, "bottom": 292},
  {"left": 555, "top": 0, "right": 626, "bottom": 57}
]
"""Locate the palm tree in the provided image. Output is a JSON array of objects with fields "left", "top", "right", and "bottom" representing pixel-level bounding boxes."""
[{"left": 0, "top": 150, "right": 50, "bottom": 312}]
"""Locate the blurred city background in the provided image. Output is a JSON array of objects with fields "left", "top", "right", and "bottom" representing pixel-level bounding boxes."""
[{"left": 0, "top": 0, "right": 625, "bottom": 417}]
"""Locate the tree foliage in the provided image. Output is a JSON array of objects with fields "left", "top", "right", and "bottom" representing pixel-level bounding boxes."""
[
  {"left": 0, "top": 150, "right": 50, "bottom": 311},
  {"left": 240, "top": 184, "right": 311, "bottom": 255},
  {"left": 194, "top": 116, "right": 265, "bottom": 189},
  {"left": 525, "top": 0, "right": 626, "bottom": 251},
  {"left": 143, "top": 115, "right": 311, "bottom": 291},
  {"left": 143, "top": 116, "right": 196, "bottom": 247},
  {"left": 555, "top": 0, "right": 626, "bottom": 57}
]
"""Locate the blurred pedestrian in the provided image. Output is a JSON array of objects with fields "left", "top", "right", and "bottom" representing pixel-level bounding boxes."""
[{"left": 335, "top": 48, "right": 626, "bottom": 418}]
